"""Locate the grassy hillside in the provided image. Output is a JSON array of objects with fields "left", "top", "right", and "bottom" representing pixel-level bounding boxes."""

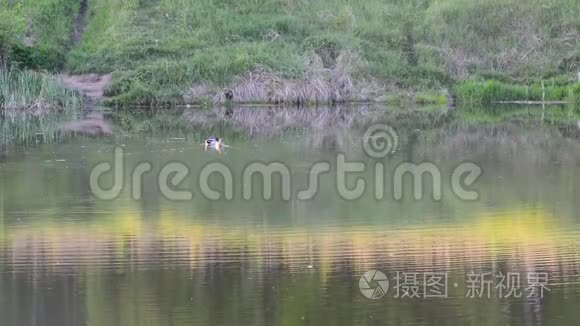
[
  {"left": 2, "top": 0, "right": 580, "bottom": 105},
  {"left": 0, "top": 0, "right": 79, "bottom": 70}
]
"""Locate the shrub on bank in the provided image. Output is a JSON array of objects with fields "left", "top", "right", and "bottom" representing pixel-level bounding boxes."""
[{"left": 0, "top": 0, "right": 78, "bottom": 71}]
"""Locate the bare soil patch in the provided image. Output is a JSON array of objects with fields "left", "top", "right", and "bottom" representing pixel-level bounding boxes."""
[{"left": 60, "top": 74, "right": 112, "bottom": 100}]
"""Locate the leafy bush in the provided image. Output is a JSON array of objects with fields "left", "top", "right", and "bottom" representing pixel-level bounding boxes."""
[{"left": 0, "top": 2, "right": 25, "bottom": 63}]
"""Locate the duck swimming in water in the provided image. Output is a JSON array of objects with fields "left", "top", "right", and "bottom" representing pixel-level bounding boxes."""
[{"left": 204, "top": 136, "right": 224, "bottom": 151}]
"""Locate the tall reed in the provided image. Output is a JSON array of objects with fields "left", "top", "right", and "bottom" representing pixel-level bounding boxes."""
[{"left": 0, "top": 67, "right": 82, "bottom": 111}]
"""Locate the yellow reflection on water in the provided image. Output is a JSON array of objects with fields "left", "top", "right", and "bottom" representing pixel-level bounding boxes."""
[{"left": 2, "top": 206, "right": 579, "bottom": 277}]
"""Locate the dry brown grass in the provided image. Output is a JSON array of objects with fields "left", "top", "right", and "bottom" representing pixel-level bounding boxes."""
[{"left": 184, "top": 52, "right": 387, "bottom": 105}]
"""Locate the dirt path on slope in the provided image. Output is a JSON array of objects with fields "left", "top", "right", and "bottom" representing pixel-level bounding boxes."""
[
  {"left": 60, "top": 74, "right": 112, "bottom": 100},
  {"left": 73, "top": 0, "right": 89, "bottom": 44},
  {"left": 61, "top": 0, "right": 112, "bottom": 102}
]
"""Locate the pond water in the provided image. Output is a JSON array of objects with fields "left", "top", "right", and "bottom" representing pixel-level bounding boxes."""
[{"left": 1, "top": 106, "right": 580, "bottom": 326}]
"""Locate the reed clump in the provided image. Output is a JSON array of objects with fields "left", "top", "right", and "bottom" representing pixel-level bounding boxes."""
[{"left": 0, "top": 67, "right": 82, "bottom": 111}]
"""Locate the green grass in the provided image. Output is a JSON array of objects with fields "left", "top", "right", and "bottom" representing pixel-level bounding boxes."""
[
  {"left": 0, "top": 67, "right": 82, "bottom": 110},
  {"left": 456, "top": 79, "right": 580, "bottom": 104},
  {"left": 2, "top": 0, "right": 580, "bottom": 105}
]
